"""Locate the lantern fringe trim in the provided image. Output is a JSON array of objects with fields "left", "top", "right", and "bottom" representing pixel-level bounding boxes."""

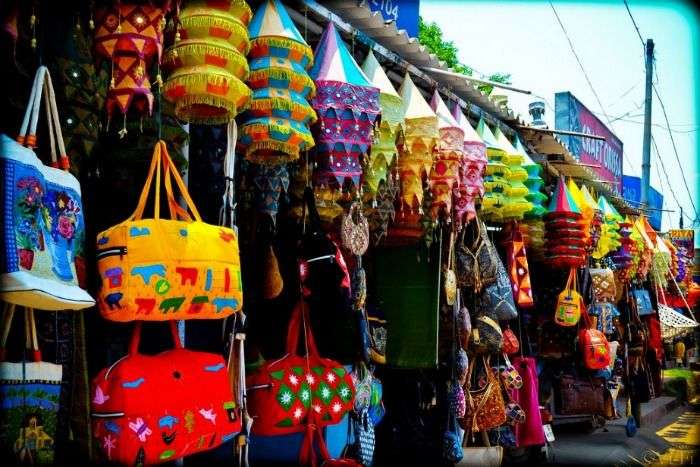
[
  {"left": 248, "top": 68, "right": 316, "bottom": 97},
  {"left": 243, "top": 141, "right": 309, "bottom": 163},
  {"left": 185, "top": 0, "right": 253, "bottom": 22},
  {"left": 180, "top": 11, "right": 250, "bottom": 52},
  {"left": 165, "top": 41, "right": 250, "bottom": 78},
  {"left": 172, "top": 95, "right": 245, "bottom": 124},
  {"left": 248, "top": 97, "right": 318, "bottom": 123},
  {"left": 250, "top": 37, "right": 314, "bottom": 66}
]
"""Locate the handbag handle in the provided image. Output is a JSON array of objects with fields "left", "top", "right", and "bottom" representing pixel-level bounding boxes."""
[
  {"left": 0, "top": 305, "right": 42, "bottom": 362},
  {"left": 131, "top": 140, "right": 203, "bottom": 222},
  {"left": 128, "top": 321, "right": 183, "bottom": 356},
  {"left": 16, "top": 66, "right": 71, "bottom": 170},
  {"left": 285, "top": 301, "right": 320, "bottom": 358}
]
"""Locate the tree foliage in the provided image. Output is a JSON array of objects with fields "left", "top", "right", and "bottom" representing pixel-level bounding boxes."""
[{"left": 418, "top": 16, "right": 511, "bottom": 95}]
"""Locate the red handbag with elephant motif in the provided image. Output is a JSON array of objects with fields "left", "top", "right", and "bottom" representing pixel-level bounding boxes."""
[{"left": 91, "top": 322, "right": 240, "bottom": 465}]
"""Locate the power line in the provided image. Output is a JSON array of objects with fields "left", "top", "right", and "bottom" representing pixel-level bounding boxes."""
[
  {"left": 651, "top": 136, "right": 695, "bottom": 225},
  {"left": 549, "top": 1, "right": 639, "bottom": 176},
  {"left": 622, "top": 0, "right": 699, "bottom": 220}
]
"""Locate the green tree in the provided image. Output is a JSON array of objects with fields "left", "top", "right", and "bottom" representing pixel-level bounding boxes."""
[{"left": 418, "top": 17, "right": 511, "bottom": 96}]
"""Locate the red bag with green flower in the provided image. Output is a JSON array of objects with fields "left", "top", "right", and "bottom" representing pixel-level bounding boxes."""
[{"left": 246, "top": 301, "right": 355, "bottom": 436}]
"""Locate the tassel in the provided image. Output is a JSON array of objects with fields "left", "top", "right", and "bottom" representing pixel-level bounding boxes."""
[{"left": 262, "top": 245, "right": 284, "bottom": 300}]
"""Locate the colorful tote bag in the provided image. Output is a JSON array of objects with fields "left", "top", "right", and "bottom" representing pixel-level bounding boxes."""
[
  {"left": 0, "top": 305, "right": 62, "bottom": 465},
  {"left": 246, "top": 301, "right": 355, "bottom": 436},
  {"left": 96, "top": 141, "right": 242, "bottom": 321},
  {"left": 91, "top": 321, "right": 240, "bottom": 465},
  {"left": 554, "top": 268, "right": 583, "bottom": 327},
  {"left": 0, "top": 66, "right": 94, "bottom": 310}
]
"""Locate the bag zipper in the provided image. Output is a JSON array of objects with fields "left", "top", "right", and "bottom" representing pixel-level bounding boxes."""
[{"left": 96, "top": 246, "right": 127, "bottom": 259}]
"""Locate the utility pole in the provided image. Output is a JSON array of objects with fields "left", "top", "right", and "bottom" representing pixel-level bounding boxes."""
[
  {"left": 640, "top": 39, "right": 654, "bottom": 209},
  {"left": 680, "top": 206, "right": 684, "bottom": 229}
]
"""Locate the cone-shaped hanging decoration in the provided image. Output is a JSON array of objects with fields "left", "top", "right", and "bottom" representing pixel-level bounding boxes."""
[
  {"left": 494, "top": 127, "right": 531, "bottom": 220},
  {"left": 362, "top": 50, "right": 403, "bottom": 195},
  {"left": 544, "top": 177, "right": 586, "bottom": 268},
  {"left": 592, "top": 195, "right": 622, "bottom": 259},
  {"left": 514, "top": 137, "right": 547, "bottom": 219},
  {"left": 163, "top": 0, "right": 252, "bottom": 124},
  {"left": 239, "top": 0, "right": 316, "bottom": 164},
  {"left": 429, "top": 91, "right": 463, "bottom": 219},
  {"left": 477, "top": 118, "right": 509, "bottom": 222},
  {"left": 251, "top": 163, "right": 290, "bottom": 220},
  {"left": 386, "top": 73, "right": 437, "bottom": 244},
  {"left": 451, "top": 104, "right": 485, "bottom": 227},
  {"left": 310, "top": 22, "right": 380, "bottom": 190}
]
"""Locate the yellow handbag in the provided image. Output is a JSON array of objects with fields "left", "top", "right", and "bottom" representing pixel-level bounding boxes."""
[
  {"left": 96, "top": 141, "right": 242, "bottom": 321},
  {"left": 554, "top": 268, "right": 582, "bottom": 327}
]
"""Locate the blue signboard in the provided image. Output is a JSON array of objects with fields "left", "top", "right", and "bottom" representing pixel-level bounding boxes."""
[
  {"left": 367, "top": 0, "right": 420, "bottom": 37},
  {"left": 622, "top": 175, "right": 664, "bottom": 230}
]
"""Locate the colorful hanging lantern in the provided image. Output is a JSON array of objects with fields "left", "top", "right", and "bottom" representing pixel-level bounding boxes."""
[
  {"left": 239, "top": 0, "right": 316, "bottom": 164},
  {"left": 633, "top": 216, "right": 656, "bottom": 281},
  {"left": 592, "top": 195, "right": 622, "bottom": 259},
  {"left": 513, "top": 137, "right": 546, "bottom": 219},
  {"left": 611, "top": 216, "right": 634, "bottom": 274},
  {"left": 309, "top": 22, "right": 380, "bottom": 191},
  {"left": 493, "top": 127, "right": 531, "bottom": 220},
  {"left": 386, "top": 73, "right": 438, "bottom": 243},
  {"left": 163, "top": 0, "right": 252, "bottom": 124},
  {"left": 361, "top": 50, "right": 403, "bottom": 196},
  {"left": 451, "top": 104, "right": 486, "bottom": 227},
  {"left": 580, "top": 185, "right": 603, "bottom": 252},
  {"left": 429, "top": 91, "right": 463, "bottom": 220},
  {"left": 94, "top": 3, "right": 165, "bottom": 123},
  {"left": 544, "top": 177, "right": 586, "bottom": 268},
  {"left": 521, "top": 219, "right": 546, "bottom": 262},
  {"left": 476, "top": 118, "right": 508, "bottom": 222}
]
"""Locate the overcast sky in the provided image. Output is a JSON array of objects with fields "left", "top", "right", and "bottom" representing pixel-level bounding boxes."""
[{"left": 420, "top": 0, "right": 699, "bottom": 237}]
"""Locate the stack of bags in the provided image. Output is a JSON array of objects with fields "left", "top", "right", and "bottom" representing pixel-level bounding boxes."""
[
  {"left": 309, "top": 22, "right": 380, "bottom": 223},
  {"left": 163, "top": 0, "right": 252, "bottom": 123},
  {"left": 238, "top": 0, "right": 316, "bottom": 222},
  {"left": 361, "top": 50, "right": 404, "bottom": 243},
  {"left": 477, "top": 118, "right": 508, "bottom": 222},
  {"left": 494, "top": 127, "right": 531, "bottom": 220},
  {"left": 544, "top": 177, "right": 586, "bottom": 268},
  {"left": 387, "top": 73, "right": 438, "bottom": 243},
  {"left": 592, "top": 195, "right": 622, "bottom": 260},
  {"left": 451, "top": 104, "right": 486, "bottom": 228},
  {"left": 515, "top": 138, "right": 547, "bottom": 219},
  {"left": 429, "top": 91, "right": 463, "bottom": 220},
  {"left": 94, "top": 3, "right": 166, "bottom": 125}
]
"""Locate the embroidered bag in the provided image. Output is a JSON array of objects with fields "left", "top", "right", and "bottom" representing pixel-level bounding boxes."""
[
  {"left": 442, "top": 411, "right": 463, "bottom": 464},
  {"left": 0, "top": 305, "right": 62, "bottom": 465},
  {"left": 632, "top": 289, "right": 653, "bottom": 316},
  {"left": 555, "top": 268, "right": 583, "bottom": 327},
  {"left": 347, "top": 410, "right": 375, "bottom": 466},
  {"left": 502, "top": 327, "right": 519, "bottom": 355},
  {"left": 456, "top": 218, "right": 499, "bottom": 292},
  {"left": 478, "top": 256, "right": 518, "bottom": 321},
  {"left": 506, "top": 222, "right": 534, "bottom": 308},
  {"left": 246, "top": 301, "right": 355, "bottom": 436},
  {"left": 96, "top": 141, "right": 242, "bottom": 321},
  {"left": 499, "top": 353, "right": 523, "bottom": 390},
  {"left": 578, "top": 307, "right": 612, "bottom": 370},
  {"left": 468, "top": 316, "right": 503, "bottom": 355},
  {"left": 590, "top": 268, "right": 616, "bottom": 303},
  {"left": 341, "top": 202, "right": 369, "bottom": 256},
  {"left": 444, "top": 233, "right": 458, "bottom": 305},
  {"left": 489, "top": 426, "right": 516, "bottom": 448},
  {"left": 461, "top": 356, "right": 506, "bottom": 434},
  {"left": 1, "top": 66, "right": 94, "bottom": 310},
  {"left": 504, "top": 401, "right": 526, "bottom": 426},
  {"left": 91, "top": 321, "right": 240, "bottom": 465}
]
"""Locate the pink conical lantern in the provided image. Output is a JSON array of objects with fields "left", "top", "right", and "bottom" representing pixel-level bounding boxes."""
[{"left": 429, "top": 91, "right": 463, "bottom": 220}]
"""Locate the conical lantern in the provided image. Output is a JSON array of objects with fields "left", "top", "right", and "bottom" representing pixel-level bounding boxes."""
[
  {"left": 633, "top": 216, "right": 655, "bottom": 281},
  {"left": 544, "top": 177, "right": 586, "bottom": 268},
  {"left": 567, "top": 180, "right": 592, "bottom": 245},
  {"left": 239, "top": 0, "right": 316, "bottom": 164},
  {"left": 163, "top": 0, "right": 252, "bottom": 124},
  {"left": 477, "top": 118, "right": 508, "bottom": 222},
  {"left": 361, "top": 50, "right": 403, "bottom": 196},
  {"left": 309, "top": 22, "right": 380, "bottom": 191},
  {"left": 251, "top": 163, "right": 290, "bottom": 220},
  {"left": 592, "top": 195, "right": 622, "bottom": 259},
  {"left": 386, "top": 73, "right": 438, "bottom": 243},
  {"left": 429, "top": 91, "right": 463, "bottom": 219},
  {"left": 494, "top": 127, "right": 531, "bottom": 220},
  {"left": 451, "top": 104, "right": 486, "bottom": 227},
  {"left": 611, "top": 216, "right": 634, "bottom": 276},
  {"left": 94, "top": 3, "right": 165, "bottom": 123},
  {"left": 515, "top": 137, "right": 547, "bottom": 219},
  {"left": 580, "top": 185, "right": 603, "bottom": 251}
]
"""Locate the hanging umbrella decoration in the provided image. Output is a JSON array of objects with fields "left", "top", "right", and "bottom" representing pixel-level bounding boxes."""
[
  {"left": 163, "top": 0, "right": 252, "bottom": 124},
  {"left": 592, "top": 195, "right": 622, "bottom": 260},
  {"left": 451, "top": 104, "right": 486, "bottom": 229},
  {"left": 429, "top": 91, "right": 463, "bottom": 220},
  {"left": 93, "top": 2, "right": 167, "bottom": 134},
  {"left": 493, "top": 127, "right": 531, "bottom": 221},
  {"left": 544, "top": 177, "right": 586, "bottom": 269},
  {"left": 477, "top": 118, "right": 509, "bottom": 222},
  {"left": 361, "top": 50, "right": 404, "bottom": 243},
  {"left": 308, "top": 22, "right": 380, "bottom": 224},
  {"left": 386, "top": 73, "right": 438, "bottom": 243},
  {"left": 237, "top": 0, "right": 316, "bottom": 222}
]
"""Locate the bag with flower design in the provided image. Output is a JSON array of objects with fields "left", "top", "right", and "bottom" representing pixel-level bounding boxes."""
[
  {"left": 1, "top": 66, "right": 94, "bottom": 310},
  {"left": 247, "top": 301, "right": 355, "bottom": 436}
]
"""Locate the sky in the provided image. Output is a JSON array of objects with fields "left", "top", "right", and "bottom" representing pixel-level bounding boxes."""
[{"left": 420, "top": 0, "right": 699, "bottom": 236}]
